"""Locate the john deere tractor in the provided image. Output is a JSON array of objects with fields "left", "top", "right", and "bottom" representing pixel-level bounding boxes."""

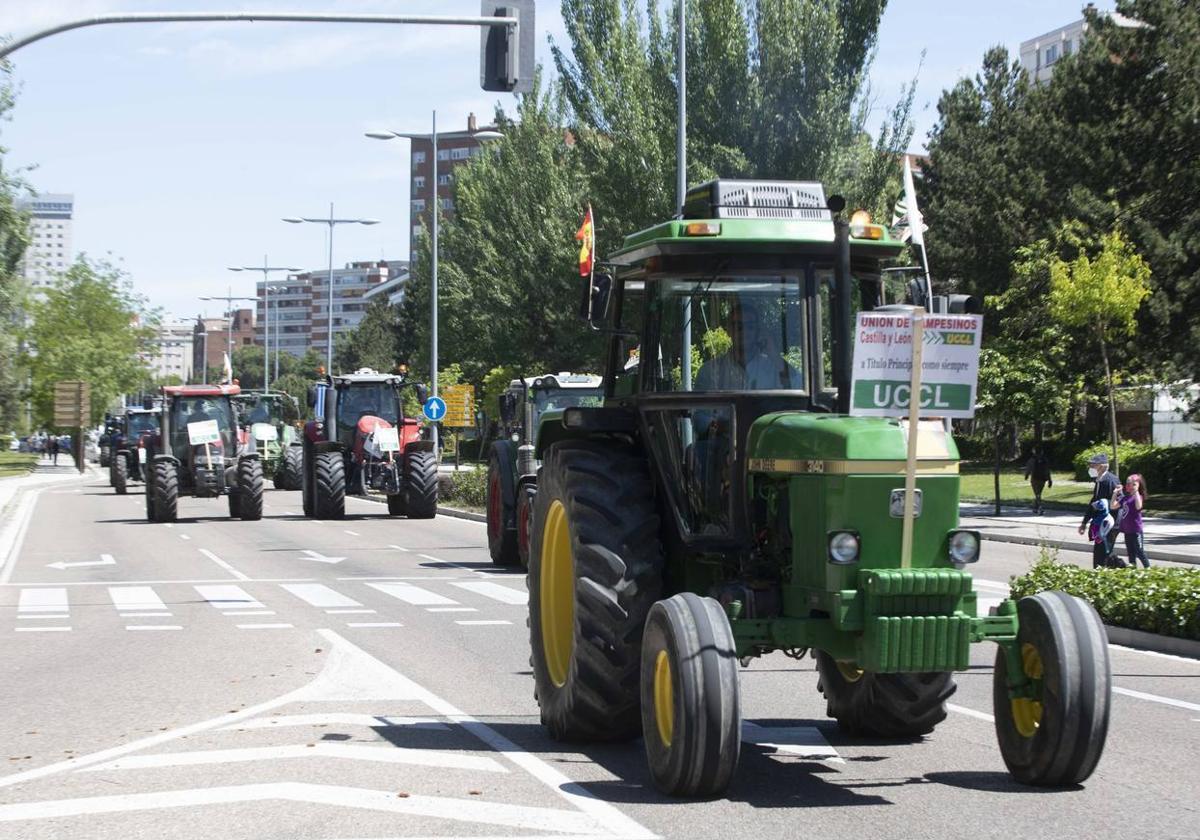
[
  {"left": 487, "top": 373, "right": 603, "bottom": 567},
  {"left": 526, "top": 179, "right": 1111, "bottom": 797},
  {"left": 108, "top": 407, "right": 159, "bottom": 495},
  {"left": 236, "top": 391, "right": 304, "bottom": 490},
  {"left": 142, "top": 384, "right": 264, "bottom": 522},
  {"left": 302, "top": 368, "right": 436, "bottom": 519}
]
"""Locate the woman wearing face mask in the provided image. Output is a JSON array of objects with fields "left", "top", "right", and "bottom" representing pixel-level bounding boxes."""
[
  {"left": 1078, "top": 452, "right": 1122, "bottom": 568},
  {"left": 1113, "top": 473, "right": 1150, "bottom": 569}
]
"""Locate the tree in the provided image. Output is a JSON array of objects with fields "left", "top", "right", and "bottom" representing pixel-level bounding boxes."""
[
  {"left": 0, "top": 61, "right": 30, "bottom": 433},
  {"left": 334, "top": 298, "right": 402, "bottom": 375},
  {"left": 24, "top": 257, "right": 156, "bottom": 427},
  {"left": 1047, "top": 230, "right": 1150, "bottom": 475}
]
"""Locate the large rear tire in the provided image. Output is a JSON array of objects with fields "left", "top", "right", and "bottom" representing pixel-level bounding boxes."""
[
  {"left": 816, "top": 652, "right": 955, "bottom": 738},
  {"left": 640, "top": 593, "right": 741, "bottom": 798},
  {"left": 516, "top": 483, "right": 536, "bottom": 569},
  {"left": 487, "top": 452, "right": 519, "bottom": 565},
  {"left": 238, "top": 458, "right": 264, "bottom": 521},
  {"left": 403, "top": 451, "right": 437, "bottom": 519},
  {"left": 144, "top": 463, "right": 157, "bottom": 521},
  {"left": 111, "top": 453, "right": 128, "bottom": 495},
  {"left": 302, "top": 447, "right": 314, "bottom": 517},
  {"left": 993, "top": 590, "right": 1111, "bottom": 786},
  {"left": 278, "top": 445, "right": 303, "bottom": 491},
  {"left": 528, "top": 441, "right": 663, "bottom": 742},
  {"left": 152, "top": 460, "right": 178, "bottom": 523},
  {"left": 313, "top": 451, "right": 345, "bottom": 520}
]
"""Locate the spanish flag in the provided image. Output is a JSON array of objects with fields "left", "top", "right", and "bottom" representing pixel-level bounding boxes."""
[{"left": 575, "top": 204, "right": 594, "bottom": 278}]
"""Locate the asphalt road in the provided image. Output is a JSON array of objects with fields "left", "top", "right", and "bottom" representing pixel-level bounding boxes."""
[{"left": 1, "top": 471, "right": 1197, "bottom": 840}]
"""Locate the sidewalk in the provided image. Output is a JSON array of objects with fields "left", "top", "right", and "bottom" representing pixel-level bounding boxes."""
[
  {"left": 0, "top": 456, "right": 94, "bottom": 516},
  {"left": 960, "top": 503, "right": 1200, "bottom": 566}
]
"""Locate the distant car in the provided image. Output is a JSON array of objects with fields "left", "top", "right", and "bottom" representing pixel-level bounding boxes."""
[{"left": 7, "top": 436, "right": 18, "bottom": 451}]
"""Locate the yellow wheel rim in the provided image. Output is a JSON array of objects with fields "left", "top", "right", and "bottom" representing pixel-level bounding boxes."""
[
  {"left": 837, "top": 661, "right": 864, "bottom": 683},
  {"left": 540, "top": 500, "right": 574, "bottom": 688},
  {"left": 1010, "top": 642, "right": 1045, "bottom": 738},
  {"left": 653, "top": 650, "right": 674, "bottom": 747}
]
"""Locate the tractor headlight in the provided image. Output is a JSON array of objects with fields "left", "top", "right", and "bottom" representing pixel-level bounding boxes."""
[
  {"left": 948, "top": 530, "right": 981, "bottom": 566},
  {"left": 828, "top": 531, "right": 860, "bottom": 565}
]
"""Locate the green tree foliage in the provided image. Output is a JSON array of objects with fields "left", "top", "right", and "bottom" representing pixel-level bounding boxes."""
[
  {"left": 223, "top": 345, "right": 323, "bottom": 392},
  {"left": 24, "top": 257, "right": 156, "bottom": 427},
  {"left": 0, "top": 62, "right": 30, "bottom": 433},
  {"left": 334, "top": 298, "right": 402, "bottom": 375}
]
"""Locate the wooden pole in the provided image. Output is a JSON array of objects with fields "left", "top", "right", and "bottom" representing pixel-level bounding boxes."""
[{"left": 900, "top": 308, "right": 926, "bottom": 569}]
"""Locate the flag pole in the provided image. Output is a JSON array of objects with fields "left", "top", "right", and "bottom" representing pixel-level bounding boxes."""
[
  {"left": 901, "top": 307, "right": 925, "bottom": 569},
  {"left": 902, "top": 157, "right": 934, "bottom": 307}
]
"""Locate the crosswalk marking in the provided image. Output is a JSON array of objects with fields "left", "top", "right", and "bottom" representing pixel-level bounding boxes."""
[
  {"left": 427, "top": 607, "right": 477, "bottom": 613},
  {"left": 367, "top": 581, "right": 458, "bottom": 606},
  {"left": 108, "top": 586, "right": 169, "bottom": 614},
  {"left": 325, "top": 608, "right": 376, "bottom": 615},
  {"left": 449, "top": 580, "right": 528, "bottom": 605},
  {"left": 18, "top": 588, "right": 68, "bottom": 614},
  {"left": 280, "top": 583, "right": 363, "bottom": 609},
  {"left": 15, "top": 626, "right": 71, "bottom": 632},
  {"left": 125, "top": 625, "right": 183, "bottom": 631},
  {"left": 456, "top": 620, "right": 512, "bottom": 626},
  {"left": 225, "top": 610, "right": 275, "bottom": 616},
  {"left": 194, "top": 584, "right": 264, "bottom": 610},
  {"left": 237, "top": 623, "right": 293, "bottom": 630},
  {"left": 347, "top": 622, "right": 403, "bottom": 628}
]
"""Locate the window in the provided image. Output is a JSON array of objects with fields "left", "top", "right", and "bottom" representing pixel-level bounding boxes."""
[
  {"left": 1063, "top": 39, "right": 1073, "bottom": 56},
  {"left": 411, "top": 199, "right": 425, "bottom": 212},
  {"left": 1045, "top": 44, "right": 1058, "bottom": 65},
  {"left": 438, "top": 173, "right": 452, "bottom": 186},
  {"left": 437, "top": 149, "right": 450, "bottom": 161},
  {"left": 440, "top": 197, "right": 454, "bottom": 211},
  {"left": 450, "top": 147, "right": 470, "bottom": 160},
  {"left": 411, "top": 224, "right": 422, "bottom": 239},
  {"left": 412, "top": 176, "right": 425, "bottom": 190},
  {"left": 412, "top": 151, "right": 426, "bottom": 164}
]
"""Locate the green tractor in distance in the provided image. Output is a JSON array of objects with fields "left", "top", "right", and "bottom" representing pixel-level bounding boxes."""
[
  {"left": 486, "top": 373, "right": 603, "bottom": 567},
  {"left": 235, "top": 391, "right": 304, "bottom": 491},
  {"left": 526, "top": 179, "right": 1111, "bottom": 798}
]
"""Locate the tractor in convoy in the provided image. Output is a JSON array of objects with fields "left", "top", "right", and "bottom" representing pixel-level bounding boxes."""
[
  {"left": 526, "top": 179, "right": 1111, "bottom": 797},
  {"left": 98, "top": 415, "right": 121, "bottom": 468},
  {"left": 234, "top": 390, "right": 304, "bottom": 490},
  {"left": 107, "top": 407, "right": 159, "bottom": 495},
  {"left": 302, "top": 368, "right": 437, "bottom": 520},
  {"left": 141, "top": 383, "right": 264, "bottom": 522},
  {"left": 486, "top": 373, "right": 603, "bottom": 567}
]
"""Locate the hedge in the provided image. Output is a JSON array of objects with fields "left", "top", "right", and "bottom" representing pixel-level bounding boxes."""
[
  {"left": 1010, "top": 557, "right": 1200, "bottom": 641},
  {"left": 442, "top": 467, "right": 487, "bottom": 509},
  {"left": 1072, "top": 441, "right": 1200, "bottom": 492}
]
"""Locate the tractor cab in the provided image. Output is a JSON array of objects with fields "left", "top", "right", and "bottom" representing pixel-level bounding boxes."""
[{"left": 108, "top": 407, "right": 161, "bottom": 494}]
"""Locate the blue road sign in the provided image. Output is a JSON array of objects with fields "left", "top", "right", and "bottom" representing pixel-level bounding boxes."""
[{"left": 422, "top": 396, "right": 447, "bottom": 422}]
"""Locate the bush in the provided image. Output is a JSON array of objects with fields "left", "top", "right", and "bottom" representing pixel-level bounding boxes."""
[
  {"left": 0, "top": 434, "right": 11, "bottom": 451},
  {"left": 1071, "top": 441, "right": 1200, "bottom": 492},
  {"left": 442, "top": 466, "right": 487, "bottom": 509},
  {"left": 1010, "top": 557, "right": 1200, "bottom": 640}
]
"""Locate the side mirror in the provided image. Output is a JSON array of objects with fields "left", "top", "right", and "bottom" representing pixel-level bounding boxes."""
[
  {"left": 415, "top": 384, "right": 429, "bottom": 406},
  {"left": 306, "top": 386, "right": 318, "bottom": 409},
  {"left": 499, "top": 393, "right": 515, "bottom": 423},
  {"left": 578, "top": 271, "right": 613, "bottom": 325}
]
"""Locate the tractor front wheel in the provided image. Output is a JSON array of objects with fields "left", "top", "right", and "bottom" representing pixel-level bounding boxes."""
[
  {"left": 403, "top": 451, "right": 437, "bottom": 519},
  {"left": 487, "top": 453, "right": 518, "bottom": 565},
  {"left": 313, "top": 451, "right": 345, "bottom": 520},
  {"left": 528, "top": 441, "right": 663, "bottom": 742},
  {"left": 993, "top": 590, "right": 1111, "bottom": 786},
  {"left": 238, "top": 458, "right": 264, "bottom": 521},
  {"left": 152, "top": 460, "right": 178, "bottom": 523},
  {"left": 816, "top": 652, "right": 955, "bottom": 738},
  {"left": 111, "top": 453, "right": 128, "bottom": 495},
  {"left": 640, "top": 593, "right": 741, "bottom": 798}
]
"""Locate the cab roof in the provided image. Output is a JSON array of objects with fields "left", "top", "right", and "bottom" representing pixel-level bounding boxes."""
[
  {"left": 162, "top": 384, "right": 240, "bottom": 397},
  {"left": 509, "top": 373, "right": 603, "bottom": 391}
]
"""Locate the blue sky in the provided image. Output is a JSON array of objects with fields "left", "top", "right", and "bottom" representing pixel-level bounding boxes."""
[{"left": 2, "top": 0, "right": 1112, "bottom": 320}]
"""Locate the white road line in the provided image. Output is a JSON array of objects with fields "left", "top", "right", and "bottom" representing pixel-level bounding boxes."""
[
  {"left": 125, "top": 625, "right": 183, "bottom": 631},
  {"left": 163, "top": 524, "right": 173, "bottom": 529},
  {"left": 367, "top": 581, "right": 458, "bottom": 606},
  {"left": 2, "top": 578, "right": 316, "bottom": 587},
  {"left": 108, "top": 586, "right": 168, "bottom": 613},
  {"left": 197, "top": 549, "right": 249, "bottom": 581},
  {"left": 221, "top": 713, "right": 449, "bottom": 732},
  {"left": 325, "top": 608, "right": 376, "bottom": 615},
  {"left": 346, "top": 622, "right": 403, "bottom": 628},
  {"left": 388, "top": 544, "right": 409, "bottom": 552},
  {"left": 974, "top": 578, "right": 1010, "bottom": 590},
  {"left": 120, "top": 612, "right": 172, "bottom": 618},
  {"left": 455, "top": 620, "right": 512, "bottom": 626},
  {"left": 82, "top": 743, "right": 505, "bottom": 774},
  {"left": 18, "top": 614, "right": 70, "bottom": 620},
  {"left": 1114, "top": 686, "right": 1200, "bottom": 713},
  {"left": 225, "top": 610, "right": 275, "bottom": 616},
  {"left": 14, "top": 626, "right": 71, "bottom": 632},
  {"left": 427, "top": 607, "right": 477, "bottom": 613},
  {"left": 194, "top": 584, "right": 264, "bottom": 610},
  {"left": 280, "top": 583, "right": 363, "bottom": 609},
  {"left": 344, "top": 530, "right": 361, "bottom": 536},
  {"left": 0, "top": 488, "right": 44, "bottom": 585},
  {"left": 450, "top": 581, "right": 528, "bottom": 605},
  {"left": 179, "top": 534, "right": 191, "bottom": 541},
  {"left": 18, "top": 588, "right": 68, "bottom": 614},
  {"left": 948, "top": 703, "right": 995, "bottom": 723},
  {"left": 1108, "top": 645, "right": 1200, "bottom": 665},
  {"left": 236, "top": 623, "right": 293, "bottom": 630}
]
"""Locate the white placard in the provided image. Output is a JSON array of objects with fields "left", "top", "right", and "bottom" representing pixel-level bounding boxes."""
[
  {"left": 252, "top": 423, "right": 278, "bottom": 442},
  {"left": 187, "top": 419, "right": 221, "bottom": 445},
  {"left": 372, "top": 426, "right": 400, "bottom": 453},
  {"left": 138, "top": 448, "right": 147, "bottom": 464},
  {"left": 850, "top": 312, "right": 983, "bottom": 419}
]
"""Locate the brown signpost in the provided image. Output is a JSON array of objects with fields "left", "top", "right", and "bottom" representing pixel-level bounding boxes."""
[{"left": 53, "top": 380, "right": 90, "bottom": 472}]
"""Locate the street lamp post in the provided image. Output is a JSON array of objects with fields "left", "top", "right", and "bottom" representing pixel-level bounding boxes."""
[
  {"left": 283, "top": 205, "right": 379, "bottom": 374},
  {"left": 365, "top": 115, "right": 501, "bottom": 450},
  {"left": 265, "top": 282, "right": 289, "bottom": 384},
  {"left": 199, "top": 290, "right": 256, "bottom": 383},
  {"left": 229, "top": 257, "right": 300, "bottom": 392},
  {"left": 199, "top": 331, "right": 208, "bottom": 384}
]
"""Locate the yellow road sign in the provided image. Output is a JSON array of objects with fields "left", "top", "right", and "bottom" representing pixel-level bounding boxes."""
[{"left": 440, "top": 384, "right": 475, "bottom": 428}]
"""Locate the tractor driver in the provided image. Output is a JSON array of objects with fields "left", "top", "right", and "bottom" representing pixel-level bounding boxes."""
[{"left": 695, "top": 298, "right": 792, "bottom": 392}]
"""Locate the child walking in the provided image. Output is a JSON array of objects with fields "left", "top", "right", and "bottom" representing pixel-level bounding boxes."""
[{"left": 1114, "top": 473, "right": 1150, "bottom": 569}]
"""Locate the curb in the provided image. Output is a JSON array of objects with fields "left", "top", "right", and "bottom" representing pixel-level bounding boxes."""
[
  {"left": 359, "top": 493, "right": 487, "bottom": 523},
  {"left": 1104, "top": 624, "right": 1200, "bottom": 659},
  {"left": 976, "top": 531, "right": 1199, "bottom": 567}
]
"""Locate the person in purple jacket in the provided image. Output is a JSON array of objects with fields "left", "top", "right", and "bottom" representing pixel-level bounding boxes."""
[{"left": 1113, "top": 472, "right": 1150, "bottom": 568}]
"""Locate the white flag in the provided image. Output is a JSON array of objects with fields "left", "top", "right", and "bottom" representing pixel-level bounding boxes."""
[
  {"left": 902, "top": 157, "right": 925, "bottom": 249},
  {"left": 222, "top": 352, "right": 233, "bottom": 384}
]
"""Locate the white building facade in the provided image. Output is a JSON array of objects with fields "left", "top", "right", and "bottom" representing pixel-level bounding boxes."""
[
  {"left": 1020, "top": 4, "right": 1144, "bottom": 84},
  {"left": 17, "top": 193, "right": 74, "bottom": 290},
  {"left": 147, "top": 319, "right": 194, "bottom": 383}
]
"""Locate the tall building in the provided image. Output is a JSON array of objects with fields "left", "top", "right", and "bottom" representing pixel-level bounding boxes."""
[
  {"left": 408, "top": 113, "right": 497, "bottom": 257},
  {"left": 17, "top": 193, "right": 74, "bottom": 290},
  {"left": 192, "top": 309, "right": 255, "bottom": 378},
  {"left": 257, "top": 276, "right": 314, "bottom": 360},
  {"left": 1019, "top": 3, "right": 1144, "bottom": 84},
  {"left": 146, "top": 319, "right": 194, "bottom": 383}
]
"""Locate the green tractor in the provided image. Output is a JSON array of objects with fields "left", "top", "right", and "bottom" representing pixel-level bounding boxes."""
[
  {"left": 236, "top": 391, "right": 304, "bottom": 491},
  {"left": 526, "top": 180, "right": 1111, "bottom": 797},
  {"left": 486, "top": 373, "right": 603, "bottom": 567}
]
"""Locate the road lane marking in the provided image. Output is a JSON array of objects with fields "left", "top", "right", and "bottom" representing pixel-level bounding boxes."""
[
  {"left": 418, "top": 554, "right": 442, "bottom": 562},
  {"left": 280, "top": 583, "right": 363, "bottom": 609},
  {"left": 236, "top": 623, "right": 294, "bottom": 630},
  {"left": 0, "top": 488, "right": 42, "bottom": 585},
  {"left": 742, "top": 722, "right": 843, "bottom": 763},
  {"left": 300, "top": 549, "right": 346, "bottom": 564},
  {"left": 197, "top": 549, "right": 249, "bottom": 581},
  {"left": 948, "top": 704, "right": 995, "bottom": 722},
  {"left": 456, "top": 620, "right": 512, "bottom": 626},
  {"left": 179, "top": 534, "right": 191, "bottom": 540},
  {"left": 2, "top": 578, "right": 317, "bottom": 587},
  {"left": 125, "top": 625, "right": 183, "bottom": 631},
  {"left": 344, "top": 530, "right": 360, "bottom": 536},
  {"left": 14, "top": 626, "right": 71, "bottom": 632},
  {"left": 82, "top": 743, "right": 505, "bottom": 774},
  {"left": 119, "top": 612, "right": 172, "bottom": 618},
  {"left": 225, "top": 610, "right": 276, "bottom": 616},
  {"left": 221, "top": 713, "right": 449, "bottom": 731},
  {"left": 450, "top": 581, "right": 528, "bottom": 605},
  {"left": 367, "top": 581, "right": 458, "bottom": 606},
  {"left": 388, "top": 544, "right": 409, "bottom": 552},
  {"left": 108, "top": 586, "right": 168, "bottom": 613},
  {"left": 427, "top": 607, "right": 477, "bottom": 613},
  {"left": 194, "top": 584, "right": 264, "bottom": 610},
  {"left": 325, "top": 608, "right": 376, "bottom": 615},
  {"left": 346, "top": 622, "right": 403, "bottom": 628},
  {"left": 47, "top": 554, "right": 116, "bottom": 571},
  {"left": 18, "top": 588, "right": 68, "bottom": 614},
  {"left": 1113, "top": 686, "right": 1200, "bottom": 713}
]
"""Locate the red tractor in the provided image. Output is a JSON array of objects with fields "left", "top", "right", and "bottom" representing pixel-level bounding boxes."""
[{"left": 302, "top": 368, "right": 437, "bottom": 519}]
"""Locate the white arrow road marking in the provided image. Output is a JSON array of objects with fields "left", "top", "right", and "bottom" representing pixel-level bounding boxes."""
[
  {"left": 46, "top": 553, "right": 115, "bottom": 570},
  {"left": 82, "top": 744, "right": 506, "bottom": 774},
  {"left": 450, "top": 581, "right": 528, "bottom": 605},
  {"left": 220, "top": 713, "right": 449, "bottom": 732},
  {"left": 742, "top": 722, "right": 844, "bottom": 763},
  {"left": 301, "top": 549, "right": 346, "bottom": 564}
]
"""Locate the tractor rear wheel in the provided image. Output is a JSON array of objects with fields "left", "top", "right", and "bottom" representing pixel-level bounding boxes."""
[
  {"left": 313, "top": 451, "right": 345, "bottom": 520},
  {"left": 403, "top": 451, "right": 437, "bottom": 519},
  {"left": 516, "top": 483, "right": 536, "bottom": 569},
  {"left": 238, "top": 458, "right": 264, "bottom": 521},
  {"left": 111, "top": 453, "right": 128, "bottom": 495},
  {"left": 487, "top": 453, "right": 519, "bottom": 565},
  {"left": 528, "top": 441, "right": 663, "bottom": 742},
  {"left": 279, "top": 445, "right": 303, "bottom": 491},
  {"left": 386, "top": 493, "right": 406, "bottom": 516},
  {"left": 993, "top": 590, "right": 1111, "bottom": 786},
  {"left": 640, "top": 593, "right": 741, "bottom": 797},
  {"left": 144, "top": 464, "right": 157, "bottom": 521},
  {"left": 816, "top": 652, "right": 955, "bottom": 738},
  {"left": 302, "top": 448, "right": 314, "bottom": 516},
  {"left": 152, "top": 460, "right": 178, "bottom": 523}
]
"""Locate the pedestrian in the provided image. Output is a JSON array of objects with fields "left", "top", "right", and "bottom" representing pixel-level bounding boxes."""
[
  {"left": 49, "top": 434, "right": 59, "bottom": 465},
  {"left": 1077, "top": 452, "right": 1122, "bottom": 568},
  {"left": 1024, "top": 447, "right": 1053, "bottom": 514},
  {"left": 1113, "top": 473, "right": 1151, "bottom": 569}
]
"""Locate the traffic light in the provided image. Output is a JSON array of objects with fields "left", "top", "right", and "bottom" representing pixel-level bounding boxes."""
[
  {"left": 947, "top": 294, "right": 982, "bottom": 314},
  {"left": 480, "top": 1, "right": 535, "bottom": 93}
]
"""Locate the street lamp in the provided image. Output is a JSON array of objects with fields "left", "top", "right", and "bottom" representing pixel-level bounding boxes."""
[
  {"left": 198, "top": 331, "right": 208, "bottom": 384},
  {"left": 229, "top": 257, "right": 300, "bottom": 392},
  {"left": 264, "top": 281, "right": 290, "bottom": 384},
  {"left": 282, "top": 204, "right": 379, "bottom": 373},
  {"left": 366, "top": 115, "right": 502, "bottom": 449},
  {"left": 199, "top": 289, "right": 256, "bottom": 383}
]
